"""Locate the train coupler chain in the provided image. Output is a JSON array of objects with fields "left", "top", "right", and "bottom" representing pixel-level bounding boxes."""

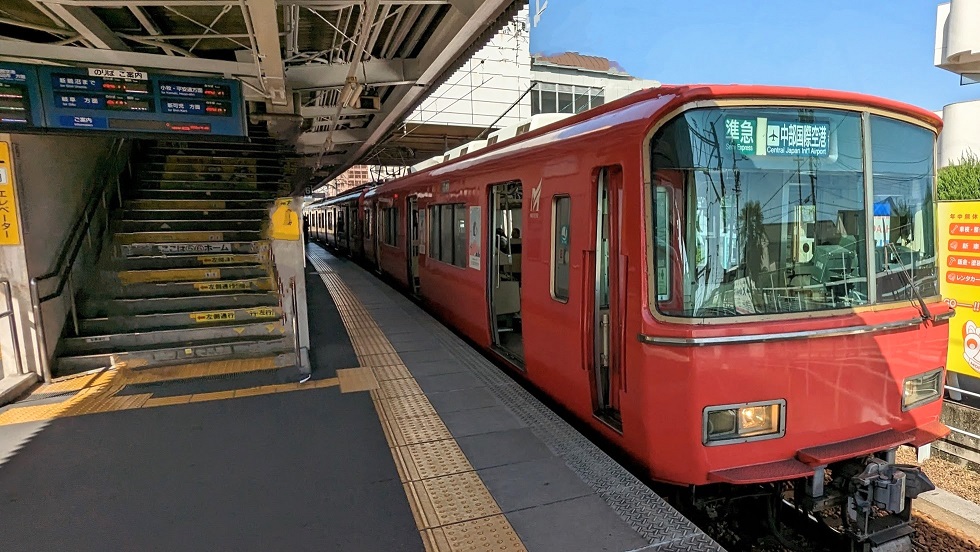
[{"left": 844, "top": 457, "right": 935, "bottom": 551}]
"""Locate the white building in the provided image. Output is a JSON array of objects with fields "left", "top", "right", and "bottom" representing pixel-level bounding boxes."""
[{"left": 935, "top": 0, "right": 980, "bottom": 165}]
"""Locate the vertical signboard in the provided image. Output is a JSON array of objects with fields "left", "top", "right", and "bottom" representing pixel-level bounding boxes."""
[
  {"left": 938, "top": 201, "right": 980, "bottom": 377},
  {"left": 468, "top": 206, "right": 481, "bottom": 269},
  {"left": 0, "top": 142, "right": 21, "bottom": 245}
]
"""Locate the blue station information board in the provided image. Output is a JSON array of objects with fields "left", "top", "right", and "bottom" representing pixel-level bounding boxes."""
[{"left": 0, "top": 62, "right": 246, "bottom": 137}]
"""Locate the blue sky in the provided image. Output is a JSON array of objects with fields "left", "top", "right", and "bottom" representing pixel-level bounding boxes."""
[{"left": 530, "top": 0, "right": 974, "bottom": 112}]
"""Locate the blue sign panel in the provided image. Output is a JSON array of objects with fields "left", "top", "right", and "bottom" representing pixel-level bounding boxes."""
[
  {"left": 0, "top": 62, "right": 44, "bottom": 130},
  {"left": 38, "top": 66, "right": 246, "bottom": 137}
]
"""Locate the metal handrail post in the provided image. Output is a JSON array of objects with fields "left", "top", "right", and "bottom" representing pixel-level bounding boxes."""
[
  {"left": 0, "top": 280, "right": 24, "bottom": 376},
  {"left": 29, "top": 279, "right": 52, "bottom": 383},
  {"left": 290, "top": 276, "right": 301, "bottom": 365},
  {"left": 66, "top": 272, "right": 79, "bottom": 336}
]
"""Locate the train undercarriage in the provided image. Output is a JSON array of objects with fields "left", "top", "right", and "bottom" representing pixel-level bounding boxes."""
[{"left": 684, "top": 449, "right": 935, "bottom": 552}]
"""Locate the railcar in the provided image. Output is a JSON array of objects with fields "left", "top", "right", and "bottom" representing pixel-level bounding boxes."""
[{"left": 306, "top": 85, "right": 953, "bottom": 551}]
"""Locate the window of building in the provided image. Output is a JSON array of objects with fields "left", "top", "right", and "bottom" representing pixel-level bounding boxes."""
[
  {"left": 552, "top": 196, "right": 572, "bottom": 300},
  {"left": 428, "top": 203, "right": 467, "bottom": 268},
  {"left": 382, "top": 207, "right": 398, "bottom": 246},
  {"left": 531, "top": 82, "right": 605, "bottom": 115}
]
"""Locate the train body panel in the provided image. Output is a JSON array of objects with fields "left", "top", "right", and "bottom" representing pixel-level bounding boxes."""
[{"left": 305, "top": 85, "right": 951, "bottom": 492}]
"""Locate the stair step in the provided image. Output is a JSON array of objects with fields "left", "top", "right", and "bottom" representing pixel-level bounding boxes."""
[
  {"left": 138, "top": 166, "right": 282, "bottom": 177},
  {"left": 139, "top": 172, "right": 260, "bottom": 184},
  {"left": 80, "top": 305, "right": 283, "bottom": 334},
  {"left": 116, "top": 265, "right": 269, "bottom": 285},
  {"left": 57, "top": 334, "right": 293, "bottom": 376},
  {"left": 114, "top": 253, "right": 267, "bottom": 271},
  {"left": 107, "top": 276, "right": 276, "bottom": 299},
  {"left": 137, "top": 180, "right": 280, "bottom": 191},
  {"left": 147, "top": 145, "right": 286, "bottom": 155},
  {"left": 80, "top": 292, "right": 280, "bottom": 317},
  {"left": 62, "top": 320, "right": 288, "bottom": 354},
  {"left": 114, "top": 219, "right": 264, "bottom": 232},
  {"left": 122, "top": 208, "right": 268, "bottom": 220},
  {"left": 119, "top": 240, "right": 269, "bottom": 258},
  {"left": 128, "top": 190, "right": 278, "bottom": 201},
  {"left": 124, "top": 200, "right": 271, "bottom": 212},
  {"left": 115, "top": 230, "right": 263, "bottom": 244}
]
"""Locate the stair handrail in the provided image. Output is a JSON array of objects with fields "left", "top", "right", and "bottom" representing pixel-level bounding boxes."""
[
  {"left": 29, "top": 138, "right": 130, "bottom": 383},
  {"left": 0, "top": 278, "right": 25, "bottom": 378}
]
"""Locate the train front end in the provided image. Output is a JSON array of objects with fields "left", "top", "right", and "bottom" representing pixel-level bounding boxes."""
[{"left": 642, "top": 93, "right": 951, "bottom": 550}]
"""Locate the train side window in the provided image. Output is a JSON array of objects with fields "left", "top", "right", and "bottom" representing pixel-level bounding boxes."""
[
  {"left": 552, "top": 195, "right": 571, "bottom": 301},
  {"left": 327, "top": 211, "right": 334, "bottom": 231},
  {"left": 382, "top": 207, "right": 398, "bottom": 246},
  {"left": 453, "top": 205, "right": 467, "bottom": 268},
  {"left": 428, "top": 203, "right": 467, "bottom": 267},
  {"left": 440, "top": 205, "right": 454, "bottom": 263},
  {"left": 429, "top": 206, "right": 441, "bottom": 260}
]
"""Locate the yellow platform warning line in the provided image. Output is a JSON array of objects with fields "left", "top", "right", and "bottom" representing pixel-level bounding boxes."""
[
  {"left": 308, "top": 252, "right": 527, "bottom": 552},
  {"left": 0, "top": 357, "right": 339, "bottom": 426}
]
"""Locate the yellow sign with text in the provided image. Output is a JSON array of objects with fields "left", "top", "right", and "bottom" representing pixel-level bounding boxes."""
[
  {"left": 0, "top": 142, "right": 21, "bottom": 245},
  {"left": 270, "top": 197, "right": 300, "bottom": 241},
  {"left": 938, "top": 201, "right": 980, "bottom": 377}
]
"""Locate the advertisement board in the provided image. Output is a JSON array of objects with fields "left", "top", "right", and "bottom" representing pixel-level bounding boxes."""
[{"left": 938, "top": 201, "right": 980, "bottom": 377}]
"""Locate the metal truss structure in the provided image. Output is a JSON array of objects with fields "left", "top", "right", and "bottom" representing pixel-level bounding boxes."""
[{"left": 0, "top": 0, "right": 519, "bottom": 185}]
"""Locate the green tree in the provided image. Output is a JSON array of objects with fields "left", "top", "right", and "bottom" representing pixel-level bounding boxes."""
[{"left": 938, "top": 153, "right": 980, "bottom": 200}]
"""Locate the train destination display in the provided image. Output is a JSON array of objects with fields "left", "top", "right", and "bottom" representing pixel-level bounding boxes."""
[
  {"left": 0, "top": 62, "right": 245, "bottom": 137},
  {"left": 0, "top": 63, "right": 44, "bottom": 131}
]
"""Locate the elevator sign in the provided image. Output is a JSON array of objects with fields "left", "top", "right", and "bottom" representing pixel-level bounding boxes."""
[
  {"left": 0, "top": 142, "right": 21, "bottom": 245},
  {"left": 725, "top": 117, "right": 830, "bottom": 157}
]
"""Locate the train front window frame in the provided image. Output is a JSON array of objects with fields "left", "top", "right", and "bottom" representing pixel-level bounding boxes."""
[{"left": 647, "top": 104, "right": 939, "bottom": 320}]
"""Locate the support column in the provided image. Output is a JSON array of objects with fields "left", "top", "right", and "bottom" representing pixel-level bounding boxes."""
[
  {"left": 0, "top": 135, "right": 38, "bottom": 404},
  {"left": 270, "top": 197, "right": 310, "bottom": 374}
]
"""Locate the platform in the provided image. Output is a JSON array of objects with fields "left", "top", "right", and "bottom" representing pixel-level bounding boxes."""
[{"left": 0, "top": 243, "right": 721, "bottom": 552}]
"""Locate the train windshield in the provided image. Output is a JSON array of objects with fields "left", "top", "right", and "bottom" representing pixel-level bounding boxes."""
[{"left": 650, "top": 106, "right": 937, "bottom": 318}]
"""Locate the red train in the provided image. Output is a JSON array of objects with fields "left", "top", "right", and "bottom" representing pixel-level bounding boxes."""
[{"left": 306, "top": 85, "right": 953, "bottom": 551}]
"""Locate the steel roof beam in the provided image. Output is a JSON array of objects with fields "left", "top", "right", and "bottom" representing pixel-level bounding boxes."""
[
  {"left": 242, "top": 0, "right": 288, "bottom": 106},
  {"left": 43, "top": 4, "right": 130, "bottom": 50},
  {"left": 287, "top": 58, "right": 420, "bottom": 90},
  {"left": 0, "top": 40, "right": 256, "bottom": 75},
  {"left": 334, "top": 0, "right": 515, "bottom": 178},
  {"left": 299, "top": 105, "right": 379, "bottom": 118},
  {"left": 298, "top": 128, "right": 371, "bottom": 147}
]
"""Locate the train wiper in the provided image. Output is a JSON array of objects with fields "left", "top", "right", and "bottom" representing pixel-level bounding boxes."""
[{"left": 886, "top": 243, "right": 932, "bottom": 321}]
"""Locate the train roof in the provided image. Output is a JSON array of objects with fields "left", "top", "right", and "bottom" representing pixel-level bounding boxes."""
[{"left": 363, "top": 84, "right": 943, "bottom": 197}]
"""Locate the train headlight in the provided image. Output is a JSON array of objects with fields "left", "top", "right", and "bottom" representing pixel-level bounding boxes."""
[
  {"left": 902, "top": 368, "right": 944, "bottom": 411},
  {"left": 703, "top": 400, "right": 785, "bottom": 445}
]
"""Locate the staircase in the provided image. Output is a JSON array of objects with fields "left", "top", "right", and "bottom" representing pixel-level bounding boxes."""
[{"left": 55, "top": 136, "right": 297, "bottom": 377}]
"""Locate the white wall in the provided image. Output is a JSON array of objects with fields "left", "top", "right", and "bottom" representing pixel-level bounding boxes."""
[
  {"left": 531, "top": 64, "right": 660, "bottom": 102},
  {"left": 0, "top": 133, "right": 122, "bottom": 378},
  {"left": 405, "top": 6, "right": 531, "bottom": 128},
  {"left": 938, "top": 100, "right": 980, "bottom": 166}
]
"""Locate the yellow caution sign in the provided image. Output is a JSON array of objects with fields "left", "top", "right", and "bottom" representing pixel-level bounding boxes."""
[
  {"left": 195, "top": 281, "right": 253, "bottom": 292},
  {"left": 198, "top": 255, "right": 238, "bottom": 265},
  {"left": 0, "top": 142, "right": 21, "bottom": 245},
  {"left": 246, "top": 307, "right": 277, "bottom": 318},
  {"left": 190, "top": 310, "right": 237, "bottom": 323},
  {"left": 939, "top": 201, "right": 980, "bottom": 377},
  {"left": 271, "top": 197, "right": 300, "bottom": 241}
]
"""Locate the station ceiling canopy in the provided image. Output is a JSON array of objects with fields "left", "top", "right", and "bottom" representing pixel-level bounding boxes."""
[{"left": 0, "top": 0, "right": 520, "bottom": 185}]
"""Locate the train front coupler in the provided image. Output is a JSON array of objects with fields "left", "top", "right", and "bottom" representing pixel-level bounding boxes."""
[{"left": 842, "top": 456, "right": 935, "bottom": 552}]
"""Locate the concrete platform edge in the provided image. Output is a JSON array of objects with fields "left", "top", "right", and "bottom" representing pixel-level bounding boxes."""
[
  {"left": 0, "top": 374, "right": 36, "bottom": 407},
  {"left": 915, "top": 487, "right": 980, "bottom": 541}
]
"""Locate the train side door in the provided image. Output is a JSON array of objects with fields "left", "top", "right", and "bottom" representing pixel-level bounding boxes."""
[
  {"left": 589, "top": 167, "right": 623, "bottom": 426},
  {"left": 407, "top": 196, "right": 421, "bottom": 295},
  {"left": 487, "top": 181, "right": 524, "bottom": 364},
  {"left": 373, "top": 203, "right": 381, "bottom": 268}
]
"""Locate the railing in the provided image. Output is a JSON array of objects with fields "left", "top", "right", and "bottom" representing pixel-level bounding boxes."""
[
  {"left": 29, "top": 138, "right": 129, "bottom": 383},
  {"left": 919, "top": 383, "right": 980, "bottom": 465},
  {"left": 0, "top": 279, "right": 25, "bottom": 379}
]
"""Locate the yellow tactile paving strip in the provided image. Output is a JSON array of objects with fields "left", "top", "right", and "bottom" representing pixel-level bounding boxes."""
[
  {"left": 308, "top": 253, "right": 527, "bottom": 552},
  {"left": 0, "top": 357, "right": 339, "bottom": 426}
]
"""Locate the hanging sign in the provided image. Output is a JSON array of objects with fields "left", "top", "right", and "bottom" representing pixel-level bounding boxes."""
[
  {"left": 938, "top": 201, "right": 980, "bottom": 377},
  {"left": 0, "top": 142, "right": 22, "bottom": 245}
]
